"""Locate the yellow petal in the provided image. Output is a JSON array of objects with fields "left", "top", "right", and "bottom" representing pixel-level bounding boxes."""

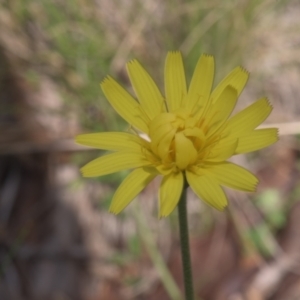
[
  {"left": 109, "top": 167, "right": 157, "bottom": 214},
  {"left": 186, "top": 171, "right": 228, "bottom": 210},
  {"left": 164, "top": 52, "right": 187, "bottom": 111},
  {"left": 175, "top": 132, "right": 198, "bottom": 169},
  {"left": 187, "top": 54, "right": 214, "bottom": 113},
  {"left": 203, "top": 162, "right": 258, "bottom": 192},
  {"left": 157, "top": 129, "right": 176, "bottom": 160},
  {"left": 101, "top": 76, "right": 149, "bottom": 133},
  {"left": 149, "top": 113, "right": 176, "bottom": 155},
  {"left": 81, "top": 151, "right": 151, "bottom": 177},
  {"left": 235, "top": 128, "right": 278, "bottom": 154},
  {"left": 205, "top": 85, "right": 238, "bottom": 136},
  {"left": 127, "top": 60, "right": 165, "bottom": 119},
  {"left": 226, "top": 97, "right": 273, "bottom": 136},
  {"left": 184, "top": 127, "right": 205, "bottom": 140},
  {"left": 211, "top": 66, "right": 249, "bottom": 103},
  {"left": 159, "top": 172, "right": 184, "bottom": 217},
  {"left": 75, "top": 132, "right": 148, "bottom": 151},
  {"left": 149, "top": 113, "right": 176, "bottom": 144},
  {"left": 206, "top": 136, "right": 238, "bottom": 162}
]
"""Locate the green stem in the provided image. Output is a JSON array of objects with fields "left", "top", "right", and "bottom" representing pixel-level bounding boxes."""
[{"left": 178, "top": 185, "right": 194, "bottom": 300}]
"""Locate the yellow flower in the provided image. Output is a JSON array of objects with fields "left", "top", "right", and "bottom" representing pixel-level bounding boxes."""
[{"left": 76, "top": 52, "right": 278, "bottom": 217}]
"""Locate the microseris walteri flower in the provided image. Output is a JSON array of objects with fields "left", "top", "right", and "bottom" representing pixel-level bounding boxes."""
[{"left": 76, "top": 52, "right": 278, "bottom": 217}]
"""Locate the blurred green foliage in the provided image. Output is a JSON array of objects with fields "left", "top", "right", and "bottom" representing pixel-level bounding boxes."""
[
  {"left": 3, "top": 0, "right": 289, "bottom": 133},
  {"left": 3, "top": 0, "right": 290, "bottom": 232},
  {"left": 8, "top": 0, "right": 287, "bottom": 215},
  {"left": 256, "top": 189, "right": 286, "bottom": 230}
]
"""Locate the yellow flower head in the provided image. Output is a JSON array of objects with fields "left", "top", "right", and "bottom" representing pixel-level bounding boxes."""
[{"left": 76, "top": 52, "right": 278, "bottom": 217}]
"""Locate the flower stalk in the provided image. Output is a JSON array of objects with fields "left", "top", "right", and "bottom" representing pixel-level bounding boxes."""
[{"left": 178, "top": 183, "right": 194, "bottom": 300}]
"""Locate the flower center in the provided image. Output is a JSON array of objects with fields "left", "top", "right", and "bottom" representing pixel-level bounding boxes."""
[{"left": 148, "top": 111, "right": 206, "bottom": 172}]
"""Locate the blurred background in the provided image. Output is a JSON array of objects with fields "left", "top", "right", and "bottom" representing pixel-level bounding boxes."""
[{"left": 0, "top": 0, "right": 300, "bottom": 299}]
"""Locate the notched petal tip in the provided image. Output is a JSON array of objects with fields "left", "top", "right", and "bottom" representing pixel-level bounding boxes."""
[
  {"left": 253, "top": 180, "right": 259, "bottom": 192},
  {"left": 219, "top": 204, "right": 228, "bottom": 211},
  {"left": 168, "top": 50, "right": 181, "bottom": 55},
  {"left": 126, "top": 59, "right": 139, "bottom": 67},
  {"left": 259, "top": 97, "right": 274, "bottom": 116},
  {"left": 210, "top": 200, "right": 228, "bottom": 212},
  {"left": 266, "top": 127, "right": 280, "bottom": 140},
  {"left": 80, "top": 166, "right": 94, "bottom": 178},
  {"left": 238, "top": 66, "right": 250, "bottom": 76},
  {"left": 264, "top": 97, "right": 273, "bottom": 109},
  {"left": 221, "top": 204, "right": 228, "bottom": 211},
  {"left": 202, "top": 53, "right": 214, "bottom": 58},
  {"left": 74, "top": 133, "right": 99, "bottom": 148},
  {"left": 80, "top": 168, "right": 88, "bottom": 177},
  {"left": 158, "top": 213, "right": 166, "bottom": 219},
  {"left": 74, "top": 135, "right": 82, "bottom": 144},
  {"left": 246, "top": 177, "right": 259, "bottom": 193},
  {"left": 100, "top": 76, "right": 120, "bottom": 92},
  {"left": 100, "top": 75, "right": 112, "bottom": 87},
  {"left": 108, "top": 207, "right": 119, "bottom": 215}
]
